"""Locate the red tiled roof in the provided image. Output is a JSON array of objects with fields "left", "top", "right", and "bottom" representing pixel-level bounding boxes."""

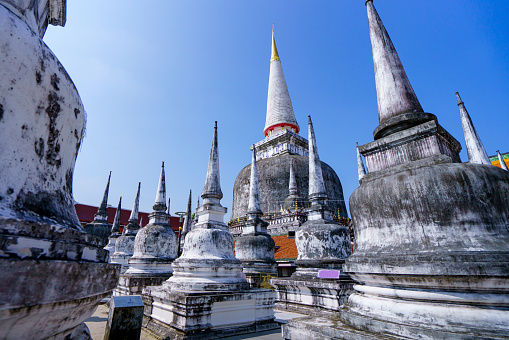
[
  {"left": 74, "top": 203, "right": 181, "bottom": 232},
  {"left": 233, "top": 235, "right": 297, "bottom": 261},
  {"left": 273, "top": 235, "right": 297, "bottom": 261}
]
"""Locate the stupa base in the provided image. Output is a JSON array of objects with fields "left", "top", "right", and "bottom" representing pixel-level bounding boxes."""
[
  {"left": 282, "top": 285, "right": 509, "bottom": 340},
  {"left": 114, "top": 274, "right": 171, "bottom": 296},
  {"left": 142, "top": 286, "right": 278, "bottom": 340},
  {"left": 271, "top": 275, "right": 354, "bottom": 315}
]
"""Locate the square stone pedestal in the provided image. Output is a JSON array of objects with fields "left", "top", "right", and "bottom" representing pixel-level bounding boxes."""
[
  {"left": 141, "top": 287, "right": 278, "bottom": 339},
  {"left": 114, "top": 275, "right": 170, "bottom": 296},
  {"left": 271, "top": 276, "right": 354, "bottom": 315}
]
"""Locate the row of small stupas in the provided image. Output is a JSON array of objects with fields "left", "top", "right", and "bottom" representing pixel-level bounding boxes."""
[{"left": 103, "top": 123, "right": 278, "bottom": 338}]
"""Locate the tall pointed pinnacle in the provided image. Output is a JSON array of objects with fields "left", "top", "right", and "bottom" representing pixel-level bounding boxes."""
[
  {"left": 110, "top": 197, "right": 122, "bottom": 234},
  {"left": 456, "top": 92, "right": 490, "bottom": 165},
  {"left": 167, "top": 198, "right": 171, "bottom": 215},
  {"left": 247, "top": 145, "right": 263, "bottom": 216},
  {"left": 201, "top": 121, "right": 223, "bottom": 203},
  {"left": 182, "top": 190, "right": 193, "bottom": 237},
  {"left": 366, "top": 0, "right": 431, "bottom": 140},
  {"left": 129, "top": 182, "right": 141, "bottom": 223},
  {"left": 264, "top": 26, "right": 299, "bottom": 137},
  {"left": 95, "top": 171, "right": 111, "bottom": 219},
  {"left": 308, "top": 116, "right": 327, "bottom": 202},
  {"left": 289, "top": 158, "right": 298, "bottom": 196},
  {"left": 153, "top": 161, "right": 167, "bottom": 212},
  {"left": 497, "top": 150, "right": 508, "bottom": 171},
  {"left": 357, "top": 142, "right": 367, "bottom": 182}
]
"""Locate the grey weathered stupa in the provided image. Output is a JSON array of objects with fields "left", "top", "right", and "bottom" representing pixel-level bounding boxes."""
[
  {"left": 271, "top": 117, "right": 353, "bottom": 314},
  {"left": 117, "top": 162, "right": 177, "bottom": 295},
  {"left": 104, "top": 196, "right": 122, "bottom": 253},
  {"left": 165, "top": 122, "right": 249, "bottom": 292},
  {"left": 292, "top": 116, "right": 351, "bottom": 278},
  {"left": 284, "top": 1, "right": 509, "bottom": 338},
  {"left": 110, "top": 182, "right": 141, "bottom": 274},
  {"left": 143, "top": 123, "right": 276, "bottom": 339},
  {"left": 235, "top": 145, "right": 277, "bottom": 287},
  {"left": 231, "top": 28, "right": 348, "bottom": 236},
  {"left": 0, "top": 1, "right": 119, "bottom": 338},
  {"left": 84, "top": 171, "right": 112, "bottom": 245}
]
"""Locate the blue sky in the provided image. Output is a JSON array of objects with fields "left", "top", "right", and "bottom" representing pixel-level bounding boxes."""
[{"left": 43, "top": 1, "right": 509, "bottom": 218}]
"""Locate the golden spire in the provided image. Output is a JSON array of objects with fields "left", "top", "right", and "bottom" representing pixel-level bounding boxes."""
[{"left": 271, "top": 25, "right": 280, "bottom": 62}]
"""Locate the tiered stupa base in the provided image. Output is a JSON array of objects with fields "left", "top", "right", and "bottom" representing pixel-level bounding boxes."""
[
  {"left": 271, "top": 274, "right": 354, "bottom": 316},
  {"left": 0, "top": 219, "right": 120, "bottom": 339},
  {"left": 142, "top": 287, "right": 278, "bottom": 340},
  {"left": 115, "top": 259, "right": 173, "bottom": 296}
]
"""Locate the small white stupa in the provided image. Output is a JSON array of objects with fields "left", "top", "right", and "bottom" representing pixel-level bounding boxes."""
[
  {"left": 235, "top": 145, "right": 277, "bottom": 287},
  {"left": 104, "top": 196, "right": 122, "bottom": 253},
  {"left": 110, "top": 182, "right": 141, "bottom": 274},
  {"left": 142, "top": 122, "right": 277, "bottom": 339},
  {"left": 116, "top": 163, "right": 177, "bottom": 295}
]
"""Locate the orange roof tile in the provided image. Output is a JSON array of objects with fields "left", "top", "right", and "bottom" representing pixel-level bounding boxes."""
[
  {"left": 273, "top": 235, "right": 297, "bottom": 261},
  {"left": 233, "top": 235, "right": 297, "bottom": 261}
]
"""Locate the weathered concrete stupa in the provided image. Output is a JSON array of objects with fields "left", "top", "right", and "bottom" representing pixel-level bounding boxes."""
[
  {"left": 143, "top": 123, "right": 276, "bottom": 340},
  {"left": 110, "top": 182, "right": 141, "bottom": 273},
  {"left": 84, "top": 171, "right": 112, "bottom": 245},
  {"left": 231, "top": 28, "right": 348, "bottom": 238},
  {"left": 271, "top": 117, "right": 353, "bottom": 314},
  {"left": 0, "top": 1, "right": 119, "bottom": 338},
  {"left": 284, "top": 1, "right": 509, "bottom": 338},
  {"left": 104, "top": 196, "right": 122, "bottom": 253},
  {"left": 116, "top": 162, "right": 178, "bottom": 295},
  {"left": 235, "top": 146, "right": 277, "bottom": 287}
]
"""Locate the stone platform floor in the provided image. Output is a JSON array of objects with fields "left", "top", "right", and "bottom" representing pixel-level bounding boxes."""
[{"left": 85, "top": 302, "right": 305, "bottom": 339}]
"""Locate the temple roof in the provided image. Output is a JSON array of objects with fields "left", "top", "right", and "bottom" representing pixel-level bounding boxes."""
[{"left": 264, "top": 28, "right": 299, "bottom": 136}]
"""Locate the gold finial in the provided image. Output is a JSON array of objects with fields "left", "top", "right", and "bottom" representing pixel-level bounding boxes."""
[{"left": 271, "top": 25, "right": 280, "bottom": 62}]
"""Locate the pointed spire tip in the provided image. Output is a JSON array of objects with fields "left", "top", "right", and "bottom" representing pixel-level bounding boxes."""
[{"left": 455, "top": 92, "right": 463, "bottom": 105}]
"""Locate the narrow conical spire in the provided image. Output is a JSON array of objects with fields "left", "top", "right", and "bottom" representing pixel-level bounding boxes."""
[
  {"left": 366, "top": 0, "right": 425, "bottom": 136},
  {"left": 110, "top": 197, "right": 122, "bottom": 234},
  {"left": 95, "top": 171, "right": 111, "bottom": 219},
  {"left": 182, "top": 190, "right": 192, "bottom": 237},
  {"left": 308, "top": 116, "right": 327, "bottom": 201},
  {"left": 194, "top": 196, "right": 199, "bottom": 222},
  {"left": 289, "top": 159, "right": 298, "bottom": 196},
  {"left": 456, "top": 92, "right": 490, "bottom": 165},
  {"left": 247, "top": 145, "right": 262, "bottom": 216},
  {"left": 357, "top": 142, "right": 367, "bottom": 182},
  {"left": 264, "top": 27, "right": 299, "bottom": 137},
  {"left": 167, "top": 198, "right": 171, "bottom": 215},
  {"left": 129, "top": 182, "right": 141, "bottom": 223},
  {"left": 497, "top": 150, "right": 508, "bottom": 171},
  {"left": 201, "top": 121, "right": 223, "bottom": 202},
  {"left": 153, "top": 161, "right": 167, "bottom": 212}
]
